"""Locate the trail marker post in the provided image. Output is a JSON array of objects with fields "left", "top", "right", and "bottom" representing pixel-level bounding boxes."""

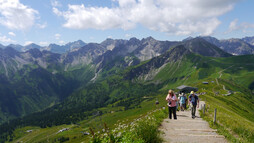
[
  {"left": 214, "top": 108, "right": 217, "bottom": 124},
  {"left": 203, "top": 104, "right": 206, "bottom": 114}
]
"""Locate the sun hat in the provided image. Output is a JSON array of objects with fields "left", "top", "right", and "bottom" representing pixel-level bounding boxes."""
[{"left": 190, "top": 91, "right": 194, "bottom": 94}]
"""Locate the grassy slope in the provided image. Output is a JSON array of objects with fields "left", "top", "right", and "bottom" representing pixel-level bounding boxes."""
[
  {"left": 8, "top": 54, "right": 254, "bottom": 143},
  {"left": 196, "top": 79, "right": 254, "bottom": 143},
  {"left": 10, "top": 94, "right": 167, "bottom": 143}
]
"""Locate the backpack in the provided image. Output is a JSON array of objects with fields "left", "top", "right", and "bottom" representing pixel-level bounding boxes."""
[{"left": 180, "top": 96, "right": 186, "bottom": 103}]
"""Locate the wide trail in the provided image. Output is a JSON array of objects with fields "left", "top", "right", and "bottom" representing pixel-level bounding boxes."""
[{"left": 160, "top": 101, "right": 227, "bottom": 143}]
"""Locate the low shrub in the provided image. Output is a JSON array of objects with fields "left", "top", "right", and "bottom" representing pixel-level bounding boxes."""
[{"left": 89, "top": 108, "right": 167, "bottom": 143}]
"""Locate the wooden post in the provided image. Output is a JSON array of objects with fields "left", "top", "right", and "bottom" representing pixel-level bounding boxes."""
[
  {"left": 213, "top": 108, "right": 217, "bottom": 124},
  {"left": 203, "top": 104, "right": 206, "bottom": 114}
]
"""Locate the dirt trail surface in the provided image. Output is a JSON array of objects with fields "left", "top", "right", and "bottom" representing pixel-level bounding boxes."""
[{"left": 160, "top": 101, "right": 227, "bottom": 143}]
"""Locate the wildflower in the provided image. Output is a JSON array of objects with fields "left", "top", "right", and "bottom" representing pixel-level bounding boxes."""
[{"left": 117, "top": 132, "right": 122, "bottom": 137}]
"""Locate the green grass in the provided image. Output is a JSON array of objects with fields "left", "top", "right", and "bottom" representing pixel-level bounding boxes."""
[
  {"left": 6, "top": 54, "right": 254, "bottom": 143},
  {"left": 196, "top": 79, "right": 254, "bottom": 143},
  {"left": 9, "top": 93, "right": 168, "bottom": 143}
]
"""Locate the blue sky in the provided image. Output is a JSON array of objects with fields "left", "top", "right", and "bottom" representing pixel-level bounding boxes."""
[{"left": 0, "top": 0, "right": 254, "bottom": 46}]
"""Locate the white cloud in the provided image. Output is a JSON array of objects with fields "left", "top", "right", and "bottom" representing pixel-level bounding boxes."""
[
  {"left": 37, "top": 23, "right": 47, "bottom": 29},
  {"left": 53, "top": 0, "right": 239, "bottom": 35},
  {"left": 59, "top": 40, "right": 65, "bottom": 45},
  {"left": 0, "top": 0, "right": 38, "bottom": 30},
  {"left": 0, "top": 35, "right": 16, "bottom": 43},
  {"left": 125, "top": 34, "right": 131, "bottom": 38},
  {"left": 24, "top": 41, "right": 33, "bottom": 46},
  {"left": 39, "top": 41, "right": 48, "bottom": 46},
  {"left": 53, "top": 7, "right": 62, "bottom": 16},
  {"left": 8, "top": 32, "right": 16, "bottom": 36},
  {"left": 227, "top": 19, "right": 254, "bottom": 33},
  {"left": 55, "top": 33, "right": 61, "bottom": 39},
  {"left": 51, "top": 0, "right": 62, "bottom": 7}
]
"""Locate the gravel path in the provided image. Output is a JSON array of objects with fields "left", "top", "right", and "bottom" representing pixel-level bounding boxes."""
[{"left": 159, "top": 101, "right": 227, "bottom": 143}]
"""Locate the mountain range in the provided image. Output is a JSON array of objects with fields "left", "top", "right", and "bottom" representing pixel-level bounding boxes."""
[
  {"left": 1, "top": 40, "right": 86, "bottom": 54},
  {"left": 1, "top": 36, "right": 254, "bottom": 55},
  {"left": 0, "top": 36, "right": 234, "bottom": 123},
  {"left": 201, "top": 36, "right": 254, "bottom": 55},
  {"left": 0, "top": 36, "right": 254, "bottom": 142}
]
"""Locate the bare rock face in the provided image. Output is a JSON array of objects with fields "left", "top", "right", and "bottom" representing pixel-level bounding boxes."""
[
  {"left": 202, "top": 36, "right": 254, "bottom": 55},
  {"left": 133, "top": 36, "right": 178, "bottom": 61},
  {"left": 125, "top": 45, "right": 192, "bottom": 80},
  {"left": 220, "top": 39, "right": 254, "bottom": 55},
  {"left": 242, "top": 36, "right": 254, "bottom": 46}
]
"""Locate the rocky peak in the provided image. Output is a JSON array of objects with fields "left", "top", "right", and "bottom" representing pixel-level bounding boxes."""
[
  {"left": 25, "top": 43, "right": 42, "bottom": 50},
  {"left": 26, "top": 48, "right": 43, "bottom": 58},
  {"left": 65, "top": 40, "right": 86, "bottom": 48},
  {"left": 128, "top": 37, "right": 140, "bottom": 45},
  {"left": 3, "top": 47, "right": 20, "bottom": 57},
  {"left": 242, "top": 36, "right": 254, "bottom": 45},
  {"left": 7, "top": 44, "right": 23, "bottom": 52},
  {"left": 141, "top": 36, "right": 156, "bottom": 43},
  {"left": 183, "top": 36, "right": 194, "bottom": 42},
  {"left": 184, "top": 37, "right": 231, "bottom": 57},
  {"left": 0, "top": 44, "right": 5, "bottom": 49}
]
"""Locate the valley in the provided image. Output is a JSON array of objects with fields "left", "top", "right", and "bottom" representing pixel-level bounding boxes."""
[{"left": 0, "top": 37, "right": 254, "bottom": 143}]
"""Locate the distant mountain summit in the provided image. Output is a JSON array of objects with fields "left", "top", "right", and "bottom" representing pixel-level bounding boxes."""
[
  {"left": 0, "top": 44, "right": 5, "bottom": 49},
  {"left": 43, "top": 40, "right": 86, "bottom": 53},
  {"left": 1, "top": 40, "right": 86, "bottom": 54},
  {"left": 2, "top": 36, "right": 254, "bottom": 55},
  {"left": 183, "top": 37, "right": 231, "bottom": 57},
  {"left": 182, "top": 36, "right": 194, "bottom": 42},
  {"left": 6, "top": 44, "right": 23, "bottom": 52},
  {"left": 201, "top": 36, "right": 254, "bottom": 55},
  {"left": 242, "top": 36, "right": 254, "bottom": 46}
]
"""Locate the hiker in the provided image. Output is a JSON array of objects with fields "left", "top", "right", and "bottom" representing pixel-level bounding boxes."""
[
  {"left": 166, "top": 90, "right": 177, "bottom": 119},
  {"left": 179, "top": 92, "right": 186, "bottom": 111},
  {"left": 184, "top": 93, "right": 187, "bottom": 109},
  {"left": 188, "top": 91, "right": 199, "bottom": 119}
]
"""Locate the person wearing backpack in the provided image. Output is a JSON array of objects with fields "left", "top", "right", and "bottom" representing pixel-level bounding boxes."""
[
  {"left": 179, "top": 92, "right": 186, "bottom": 111},
  {"left": 188, "top": 91, "right": 199, "bottom": 119},
  {"left": 166, "top": 90, "right": 177, "bottom": 119}
]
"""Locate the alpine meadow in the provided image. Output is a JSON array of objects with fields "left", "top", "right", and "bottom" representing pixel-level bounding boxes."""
[{"left": 0, "top": 0, "right": 254, "bottom": 143}]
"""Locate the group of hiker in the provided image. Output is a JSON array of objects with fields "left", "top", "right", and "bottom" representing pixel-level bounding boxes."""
[{"left": 166, "top": 90, "right": 199, "bottom": 120}]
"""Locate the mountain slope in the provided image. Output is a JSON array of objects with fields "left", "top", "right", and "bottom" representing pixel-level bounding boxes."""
[
  {"left": 202, "top": 36, "right": 254, "bottom": 55},
  {"left": 183, "top": 37, "right": 232, "bottom": 57},
  {"left": 242, "top": 36, "right": 254, "bottom": 45},
  {"left": 220, "top": 38, "right": 254, "bottom": 55},
  {"left": 43, "top": 40, "right": 86, "bottom": 54},
  {"left": 1, "top": 46, "right": 254, "bottom": 143}
]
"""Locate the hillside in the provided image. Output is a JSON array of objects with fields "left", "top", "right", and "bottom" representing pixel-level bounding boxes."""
[
  {"left": 183, "top": 37, "right": 232, "bottom": 57},
  {"left": 0, "top": 44, "right": 253, "bottom": 142},
  {"left": 201, "top": 36, "right": 254, "bottom": 55}
]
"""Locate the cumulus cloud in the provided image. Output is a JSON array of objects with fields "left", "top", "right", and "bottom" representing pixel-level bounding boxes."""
[
  {"left": 227, "top": 19, "right": 254, "bottom": 33},
  {"left": 59, "top": 40, "right": 65, "bottom": 45},
  {"left": 24, "top": 41, "right": 33, "bottom": 46},
  {"left": 51, "top": 0, "right": 62, "bottom": 7},
  {"left": 55, "top": 33, "right": 61, "bottom": 39},
  {"left": 0, "top": 0, "right": 38, "bottom": 30},
  {"left": 8, "top": 32, "right": 16, "bottom": 36},
  {"left": 0, "top": 35, "right": 16, "bottom": 43},
  {"left": 39, "top": 41, "right": 48, "bottom": 46},
  {"left": 37, "top": 23, "right": 47, "bottom": 29},
  {"left": 53, "top": 0, "right": 239, "bottom": 35},
  {"left": 125, "top": 34, "right": 131, "bottom": 38}
]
